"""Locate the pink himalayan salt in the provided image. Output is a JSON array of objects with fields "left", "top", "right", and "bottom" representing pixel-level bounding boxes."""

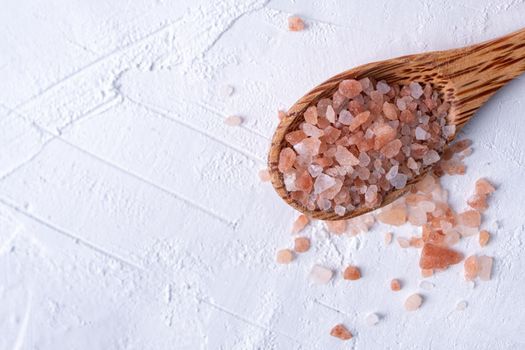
[
  {"left": 339, "top": 79, "right": 363, "bottom": 98},
  {"left": 335, "top": 145, "right": 359, "bottom": 166},
  {"left": 404, "top": 293, "right": 423, "bottom": 311},
  {"left": 343, "top": 265, "right": 361, "bottom": 280},
  {"left": 326, "top": 105, "right": 336, "bottom": 123},
  {"left": 381, "top": 139, "right": 402, "bottom": 158},
  {"left": 278, "top": 147, "right": 296, "bottom": 172},
  {"left": 419, "top": 243, "right": 463, "bottom": 269},
  {"left": 348, "top": 111, "right": 371, "bottom": 131},
  {"left": 464, "top": 255, "right": 479, "bottom": 281},
  {"left": 377, "top": 204, "right": 407, "bottom": 226},
  {"left": 390, "top": 279, "right": 401, "bottom": 291},
  {"left": 291, "top": 214, "right": 309, "bottom": 234},
  {"left": 475, "top": 178, "right": 495, "bottom": 195},
  {"left": 479, "top": 230, "right": 490, "bottom": 246},
  {"left": 478, "top": 255, "right": 493, "bottom": 281},
  {"left": 457, "top": 210, "right": 481, "bottom": 228},
  {"left": 309, "top": 264, "right": 333, "bottom": 284},
  {"left": 276, "top": 249, "right": 294, "bottom": 264},
  {"left": 384, "top": 232, "right": 393, "bottom": 245},
  {"left": 304, "top": 106, "right": 318, "bottom": 125},
  {"left": 288, "top": 16, "right": 305, "bottom": 31},
  {"left": 397, "top": 237, "right": 410, "bottom": 248},
  {"left": 325, "top": 220, "right": 347, "bottom": 234},
  {"left": 421, "top": 269, "right": 433, "bottom": 278},
  {"left": 224, "top": 115, "right": 243, "bottom": 126},
  {"left": 467, "top": 194, "right": 488, "bottom": 212},
  {"left": 258, "top": 169, "right": 271, "bottom": 182},
  {"left": 294, "top": 237, "right": 311, "bottom": 253},
  {"left": 330, "top": 324, "right": 353, "bottom": 341}
]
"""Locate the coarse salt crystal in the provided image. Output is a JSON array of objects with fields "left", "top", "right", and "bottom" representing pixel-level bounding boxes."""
[
  {"left": 276, "top": 249, "right": 294, "bottom": 264},
  {"left": 404, "top": 293, "right": 423, "bottom": 311},
  {"left": 309, "top": 265, "right": 333, "bottom": 284},
  {"left": 288, "top": 16, "right": 305, "bottom": 31},
  {"left": 220, "top": 84, "right": 234, "bottom": 97},
  {"left": 456, "top": 300, "right": 468, "bottom": 311},
  {"left": 365, "top": 313, "right": 380, "bottom": 326},
  {"left": 224, "top": 115, "right": 243, "bottom": 126}
]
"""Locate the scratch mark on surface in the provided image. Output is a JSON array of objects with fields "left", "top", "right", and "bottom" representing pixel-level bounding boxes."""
[
  {"left": 12, "top": 290, "right": 32, "bottom": 350},
  {"left": 0, "top": 198, "right": 146, "bottom": 271},
  {"left": 200, "top": 298, "right": 303, "bottom": 345},
  {"left": 314, "top": 299, "right": 351, "bottom": 317}
]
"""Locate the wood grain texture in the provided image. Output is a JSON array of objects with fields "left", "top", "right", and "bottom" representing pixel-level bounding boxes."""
[{"left": 268, "top": 27, "right": 525, "bottom": 221}]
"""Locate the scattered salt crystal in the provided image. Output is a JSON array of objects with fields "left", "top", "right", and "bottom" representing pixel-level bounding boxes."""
[
  {"left": 384, "top": 232, "right": 393, "bottom": 245},
  {"left": 224, "top": 115, "right": 243, "bottom": 126},
  {"left": 456, "top": 300, "right": 468, "bottom": 311},
  {"left": 390, "top": 279, "right": 401, "bottom": 291},
  {"left": 330, "top": 324, "right": 353, "bottom": 341},
  {"left": 404, "top": 293, "right": 423, "bottom": 311},
  {"left": 419, "top": 280, "right": 434, "bottom": 290},
  {"left": 292, "top": 214, "right": 310, "bottom": 233},
  {"left": 464, "top": 255, "right": 479, "bottom": 281},
  {"left": 365, "top": 313, "right": 380, "bottom": 326},
  {"left": 294, "top": 237, "right": 310, "bottom": 253},
  {"left": 288, "top": 16, "right": 305, "bottom": 31},
  {"left": 258, "top": 169, "right": 271, "bottom": 182},
  {"left": 420, "top": 243, "right": 463, "bottom": 269},
  {"left": 377, "top": 205, "right": 407, "bottom": 226},
  {"left": 343, "top": 265, "right": 361, "bottom": 280},
  {"left": 302, "top": 123, "right": 324, "bottom": 138},
  {"left": 478, "top": 255, "right": 493, "bottom": 281},
  {"left": 397, "top": 237, "right": 410, "bottom": 248},
  {"left": 276, "top": 249, "right": 294, "bottom": 264},
  {"left": 479, "top": 230, "right": 490, "bottom": 247},
  {"left": 309, "top": 265, "right": 333, "bottom": 284}
]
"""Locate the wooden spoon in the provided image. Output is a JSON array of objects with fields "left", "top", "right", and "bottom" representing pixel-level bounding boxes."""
[{"left": 268, "top": 27, "right": 525, "bottom": 221}]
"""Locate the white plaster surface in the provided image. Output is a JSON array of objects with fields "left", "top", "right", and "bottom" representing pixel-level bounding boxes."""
[{"left": 1, "top": 1, "right": 525, "bottom": 349}]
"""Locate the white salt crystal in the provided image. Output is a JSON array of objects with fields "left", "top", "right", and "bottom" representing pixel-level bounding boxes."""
[
  {"left": 376, "top": 80, "right": 391, "bottom": 94},
  {"left": 338, "top": 109, "right": 353, "bottom": 125},
  {"left": 224, "top": 115, "right": 243, "bottom": 126},
  {"left": 422, "top": 150, "right": 440, "bottom": 165},
  {"left": 443, "top": 125, "right": 456, "bottom": 138},
  {"left": 220, "top": 84, "right": 234, "bottom": 97},
  {"left": 404, "top": 293, "right": 423, "bottom": 311},
  {"left": 391, "top": 173, "right": 408, "bottom": 189},
  {"left": 456, "top": 300, "right": 468, "bottom": 311},
  {"left": 326, "top": 105, "right": 336, "bottom": 123},
  {"left": 385, "top": 165, "right": 398, "bottom": 181},
  {"left": 283, "top": 172, "right": 297, "bottom": 191},
  {"left": 318, "top": 198, "right": 332, "bottom": 210},
  {"left": 314, "top": 174, "right": 336, "bottom": 194},
  {"left": 359, "top": 152, "right": 371, "bottom": 167},
  {"left": 419, "top": 280, "right": 434, "bottom": 290},
  {"left": 419, "top": 201, "right": 436, "bottom": 212},
  {"left": 396, "top": 98, "right": 407, "bottom": 111},
  {"left": 309, "top": 265, "right": 333, "bottom": 284},
  {"left": 409, "top": 82, "right": 424, "bottom": 99},
  {"left": 335, "top": 205, "right": 346, "bottom": 216},
  {"left": 365, "top": 313, "right": 380, "bottom": 326},
  {"left": 415, "top": 126, "right": 429, "bottom": 140},
  {"left": 308, "top": 164, "right": 323, "bottom": 178},
  {"left": 419, "top": 114, "right": 430, "bottom": 124}
]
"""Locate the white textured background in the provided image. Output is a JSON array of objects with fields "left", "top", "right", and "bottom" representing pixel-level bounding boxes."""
[{"left": 1, "top": 1, "right": 525, "bottom": 349}]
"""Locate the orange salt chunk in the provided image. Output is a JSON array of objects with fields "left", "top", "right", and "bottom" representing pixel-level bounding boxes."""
[
  {"left": 376, "top": 205, "right": 407, "bottom": 226},
  {"left": 479, "top": 230, "right": 490, "bottom": 247},
  {"left": 419, "top": 243, "right": 463, "bottom": 269},
  {"left": 287, "top": 16, "right": 305, "bottom": 31},
  {"left": 330, "top": 324, "right": 353, "bottom": 340},
  {"left": 294, "top": 237, "right": 310, "bottom": 253},
  {"left": 457, "top": 210, "right": 481, "bottom": 228},
  {"left": 422, "top": 226, "right": 445, "bottom": 245},
  {"left": 467, "top": 194, "right": 488, "bottom": 212},
  {"left": 278, "top": 147, "right": 296, "bottom": 173},
  {"left": 325, "top": 220, "right": 347, "bottom": 234},
  {"left": 475, "top": 178, "right": 495, "bottom": 195},
  {"left": 464, "top": 255, "right": 479, "bottom": 281},
  {"left": 343, "top": 266, "right": 361, "bottom": 280},
  {"left": 295, "top": 170, "right": 313, "bottom": 192},
  {"left": 291, "top": 214, "right": 309, "bottom": 234},
  {"left": 276, "top": 249, "right": 294, "bottom": 264},
  {"left": 421, "top": 269, "right": 433, "bottom": 277},
  {"left": 390, "top": 279, "right": 401, "bottom": 291},
  {"left": 478, "top": 255, "right": 493, "bottom": 281}
]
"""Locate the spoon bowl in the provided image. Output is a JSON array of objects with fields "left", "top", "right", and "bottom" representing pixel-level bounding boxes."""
[{"left": 268, "top": 28, "right": 525, "bottom": 220}]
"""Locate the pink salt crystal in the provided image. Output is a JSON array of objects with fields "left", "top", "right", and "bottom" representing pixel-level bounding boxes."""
[
  {"left": 467, "top": 194, "right": 488, "bottom": 212},
  {"left": 302, "top": 123, "right": 324, "bottom": 138},
  {"left": 464, "top": 255, "right": 479, "bottom": 281},
  {"left": 339, "top": 79, "right": 363, "bottom": 98},
  {"left": 421, "top": 269, "right": 433, "bottom": 277},
  {"left": 285, "top": 130, "right": 307, "bottom": 145},
  {"left": 304, "top": 106, "right": 318, "bottom": 125},
  {"left": 338, "top": 109, "right": 353, "bottom": 125},
  {"left": 381, "top": 139, "right": 402, "bottom": 158},
  {"left": 376, "top": 80, "right": 391, "bottom": 94},
  {"left": 408, "top": 208, "right": 427, "bottom": 226},
  {"left": 258, "top": 169, "right": 271, "bottom": 182},
  {"left": 326, "top": 105, "right": 336, "bottom": 123},
  {"left": 377, "top": 204, "right": 407, "bottom": 226},
  {"left": 276, "top": 249, "right": 294, "bottom": 264},
  {"left": 382, "top": 102, "right": 398, "bottom": 120},
  {"left": 335, "top": 146, "right": 359, "bottom": 166},
  {"left": 309, "top": 265, "right": 333, "bottom": 284},
  {"left": 278, "top": 147, "right": 296, "bottom": 172},
  {"left": 294, "top": 237, "right": 311, "bottom": 253},
  {"left": 404, "top": 293, "right": 423, "bottom": 311},
  {"left": 479, "top": 230, "right": 490, "bottom": 247},
  {"left": 294, "top": 137, "right": 321, "bottom": 156},
  {"left": 224, "top": 115, "right": 243, "bottom": 126},
  {"left": 391, "top": 173, "right": 408, "bottom": 190},
  {"left": 457, "top": 210, "right": 481, "bottom": 228},
  {"left": 292, "top": 214, "right": 310, "bottom": 233},
  {"left": 444, "top": 231, "right": 460, "bottom": 245},
  {"left": 478, "top": 255, "right": 493, "bottom": 281},
  {"left": 415, "top": 126, "right": 429, "bottom": 140},
  {"left": 295, "top": 171, "right": 313, "bottom": 192},
  {"left": 288, "top": 16, "right": 305, "bottom": 31},
  {"left": 475, "top": 178, "right": 495, "bottom": 195},
  {"left": 390, "top": 279, "right": 401, "bottom": 291},
  {"left": 419, "top": 243, "right": 463, "bottom": 269},
  {"left": 314, "top": 173, "right": 336, "bottom": 193},
  {"left": 325, "top": 220, "right": 347, "bottom": 234},
  {"left": 334, "top": 205, "right": 346, "bottom": 216},
  {"left": 348, "top": 111, "right": 371, "bottom": 131},
  {"left": 343, "top": 265, "right": 361, "bottom": 280},
  {"left": 397, "top": 237, "right": 410, "bottom": 248},
  {"left": 330, "top": 324, "right": 353, "bottom": 341},
  {"left": 317, "top": 98, "right": 332, "bottom": 117},
  {"left": 443, "top": 125, "right": 456, "bottom": 138},
  {"left": 384, "top": 232, "right": 393, "bottom": 245},
  {"left": 422, "top": 150, "right": 440, "bottom": 165},
  {"left": 365, "top": 185, "right": 378, "bottom": 203}
]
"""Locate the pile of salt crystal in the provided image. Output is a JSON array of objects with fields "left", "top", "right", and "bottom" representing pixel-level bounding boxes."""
[{"left": 277, "top": 79, "right": 453, "bottom": 215}]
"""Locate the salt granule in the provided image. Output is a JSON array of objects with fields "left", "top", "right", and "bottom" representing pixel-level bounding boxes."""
[
  {"left": 224, "top": 115, "right": 243, "bottom": 126},
  {"left": 330, "top": 324, "right": 353, "bottom": 340},
  {"left": 288, "top": 16, "right": 305, "bottom": 31},
  {"left": 456, "top": 300, "right": 468, "bottom": 311},
  {"left": 258, "top": 169, "right": 271, "bottom": 182},
  {"left": 404, "top": 293, "right": 423, "bottom": 311},
  {"left": 309, "top": 265, "right": 333, "bottom": 284},
  {"left": 276, "top": 249, "right": 294, "bottom": 264},
  {"left": 294, "top": 237, "right": 310, "bottom": 253},
  {"left": 343, "top": 265, "right": 361, "bottom": 280},
  {"left": 390, "top": 279, "right": 401, "bottom": 291},
  {"left": 291, "top": 214, "right": 309, "bottom": 233},
  {"left": 365, "top": 313, "right": 380, "bottom": 326}
]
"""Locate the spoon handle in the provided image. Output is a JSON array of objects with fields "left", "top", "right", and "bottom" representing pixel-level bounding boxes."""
[{"left": 439, "top": 28, "right": 525, "bottom": 127}]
